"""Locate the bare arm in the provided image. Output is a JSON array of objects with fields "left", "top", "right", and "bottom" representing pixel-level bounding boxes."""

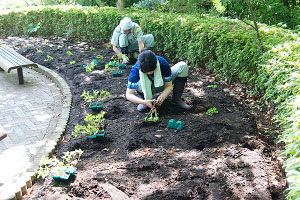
[
  {"left": 156, "top": 81, "right": 173, "bottom": 107},
  {"left": 126, "top": 88, "right": 154, "bottom": 108},
  {"left": 113, "top": 45, "right": 122, "bottom": 56},
  {"left": 138, "top": 40, "right": 144, "bottom": 53}
]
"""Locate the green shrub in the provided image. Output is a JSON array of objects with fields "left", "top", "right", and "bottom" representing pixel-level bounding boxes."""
[
  {"left": 1, "top": 6, "right": 300, "bottom": 198},
  {"left": 133, "top": 0, "right": 167, "bottom": 10},
  {"left": 221, "top": 0, "right": 299, "bottom": 30}
]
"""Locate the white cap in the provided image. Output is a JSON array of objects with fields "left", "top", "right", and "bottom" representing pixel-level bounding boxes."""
[{"left": 120, "top": 17, "right": 133, "bottom": 30}]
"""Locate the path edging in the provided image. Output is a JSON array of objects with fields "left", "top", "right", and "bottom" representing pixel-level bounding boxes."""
[{"left": 8, "top": 65, "right": 72, "bottom": 200}]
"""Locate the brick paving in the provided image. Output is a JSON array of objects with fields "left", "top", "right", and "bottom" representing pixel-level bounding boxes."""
[{"left": 0, "top": 66, "right": 71, "bottom": 199}]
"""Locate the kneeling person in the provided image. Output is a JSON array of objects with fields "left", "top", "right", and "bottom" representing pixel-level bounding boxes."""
[
  {"left": 126, "top": 49, "right": 191, "bottom": 112},
  {"left": 111, "top": 17, "right": 154, "bottom": 63}
]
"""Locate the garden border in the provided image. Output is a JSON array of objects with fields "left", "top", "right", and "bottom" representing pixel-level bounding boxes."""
[{"left": 7, "top": 64, "right": 72, "bottom": 200}]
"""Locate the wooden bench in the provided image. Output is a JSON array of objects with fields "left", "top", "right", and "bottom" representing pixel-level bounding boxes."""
[{"left": 0, "top": 46, "right": 38, "bottom": 84}]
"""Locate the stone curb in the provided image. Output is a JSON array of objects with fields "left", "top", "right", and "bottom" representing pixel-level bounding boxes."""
[{"left": 7, "top": 65, "right": 72, "bottom": 200}]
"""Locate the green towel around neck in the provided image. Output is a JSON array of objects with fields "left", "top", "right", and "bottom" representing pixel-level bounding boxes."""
[{"left": 139, "top": 60, "right": 164, "bottom": 100}]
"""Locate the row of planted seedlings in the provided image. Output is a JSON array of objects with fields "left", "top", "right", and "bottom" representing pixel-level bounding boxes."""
[
  {"left": 35, "top": 87, "right": 112, "bottom": 181},
  {"left": 35, "top": 54, "right": 164, "bottom": 182},
  {"left": 34, "top": 53, "right": 121, "bottom": 182}
]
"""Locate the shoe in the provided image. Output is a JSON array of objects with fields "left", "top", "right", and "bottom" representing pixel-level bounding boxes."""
[
  {"left": 137, "top": 104, "right": 149, "bottom": 112},
  {"left": 0, "top": 130, "right": 7, "bottom": 141}
]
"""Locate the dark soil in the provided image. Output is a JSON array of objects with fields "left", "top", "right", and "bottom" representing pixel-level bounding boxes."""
[{"left": 1, "top": 37, "right": 287, "bottom": 200}]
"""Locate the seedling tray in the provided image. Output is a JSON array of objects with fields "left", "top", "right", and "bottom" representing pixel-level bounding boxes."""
[
  {"left": 112, "top": 70, "right": 123, "bottom": 77},
  {"left": 88, "top": 130, "right": 106, "bottom": 139},
  {"left": 175, "top": 121, "right": 184, "bottom": 130},
  {"left": 51, "top": 166, "right": 77, "bottom": 181},
  {"left": 167, "top": 119, "right": 176, "bottom": 129},
  {"left": 91, "top": 59, "right": 98, "bottom": 66},
  {"left": 167, "top": 119, "right": 184, "bottom": 130},
  {"left": 52, "top": 173, "right": 71, "bottom": 181},
  {"left": 118, "top": 63, "right": 127, "bottom": 69},
  {"left": 89, "top": 102, "right": 104, "bottom": 111},
  {"left": 105, "top": 61, "right": 116, "bottom": 67}
]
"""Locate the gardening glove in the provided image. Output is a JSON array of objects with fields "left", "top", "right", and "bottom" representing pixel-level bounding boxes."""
[{"left": 122, "top": 54, "right": 129, "bottom": 64}]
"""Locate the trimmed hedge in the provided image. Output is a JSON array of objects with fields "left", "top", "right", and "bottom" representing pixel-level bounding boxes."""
[{"left": 0, "top": 6, "right": 300, "bottom": 199}]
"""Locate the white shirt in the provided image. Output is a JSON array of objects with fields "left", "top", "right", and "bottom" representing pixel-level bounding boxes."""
[{"left": 111, "top": 22, "right": 143, "bottom": 47}]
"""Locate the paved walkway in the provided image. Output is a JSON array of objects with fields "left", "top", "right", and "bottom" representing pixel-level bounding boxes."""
[{"left": 0, "top": 66, "right": 71, "bottom": 199}]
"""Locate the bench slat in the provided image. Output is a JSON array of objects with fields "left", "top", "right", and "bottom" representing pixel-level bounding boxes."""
[
  {"left": 0, "top": 47, "right": 23, "bottom": 67},
  {"left": 0, "top": 47, "right": 33, "bottom": 67},
  {"left": 0, "top": 46, "right": 38, "bottom": 84},
  {"left": 3, "top": 46, "right": 34, "bottom": 64},
  {"left": 0, "top": 54, "right": 15, "bottom": 72}
]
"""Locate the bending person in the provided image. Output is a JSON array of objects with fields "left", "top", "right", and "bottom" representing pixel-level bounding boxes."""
[
  {"left": 111, "top": 17, "right": 154, "bottom": 63},
  {"left": 126, "top": 49, "right": 191, "bottom": 112}
]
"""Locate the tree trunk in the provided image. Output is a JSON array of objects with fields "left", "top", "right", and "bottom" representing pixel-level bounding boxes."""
[
  {"left": 117, "top": 0, "right": 125, "bottom": 12},
  {"left": 246, "top": 0, "right": 265, "bottom": 53}
]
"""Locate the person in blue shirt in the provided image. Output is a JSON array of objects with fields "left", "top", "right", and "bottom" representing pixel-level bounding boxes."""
[{"left": 126, "top": 49, "right": 191, "bottom": 112}]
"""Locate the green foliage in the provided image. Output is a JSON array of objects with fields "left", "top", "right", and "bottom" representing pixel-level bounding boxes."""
[
  {"left": 0, "top": 6, "right": 122, "bottom": 41},
  {"left": 96, "top": 54, "right": 103, "bottom": 59},
  {"left": 207, "top": 84, "right": 217, "bottom": 88},
  {"left": 206, "top": 107, "right": 219, "bottom": 115},
  {"left": 81, "top": 89, "right": 111, "bottom": 103},
  {"left": 84, "top": 61, "right": 96, "bottom": 72},
  {"left": 44, "top": 54, "right": 53, "bottom": 61},
  {"left": 221, "top": 0, "right": 299, "bottom": 30},
  {"left": 106, "top": 44, "right": 112, "bottom": 49},
  {"left": 66, "top": 51, "right": 73, "bottom": 56},
  {"left": 1, "top": 6, "right": 300, "bottom": 199},
  {"left": 72, "top": 112, "right": 106, "bottom": 137},
  {"left": 144, "top": 108, "right": 159, "bottom": 122},
  {"left": 27, "top": 22, "right": 40, "bottom": 34},
  {"left": 70, "top": 60, "right": 76, "bottom": 64},
  {"left": 35, "top": 149, "right": 83, "bottom": 179},
  {"left": 104, "top": 54, "right": 125, "bottom": 72},
  {"left": 133, "top": 0, "right": 167, "bottom": 10}
]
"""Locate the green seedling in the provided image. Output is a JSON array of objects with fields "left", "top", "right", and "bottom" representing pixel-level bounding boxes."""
[
  {"left": 105, "top": 63, "right": 115, "bottom": 72},
  {"left": 105, "top": 54, "right": 125, "bottom": 73},
  {"left": 35, "top": 149, "right": 83, "bottom": 179},
  {"left": 76, "top": 40, "right": 80, "bottom": 44},
  {"left": 81, "top": 89, "right": 111, "bottom": 103},
  {"left": 96, "top": 55, "right": 104, "bottom": 59},
  {"left": 70, "top": 60, "right": 76, "bottom": 64},
  {"left": 37, "top": 50, "right": 43, "bottom": 53},
  {"left": 106, "top": 44, "right": 112, "bottom": 49},
  {"left": 45, "top": 55, "right": 53, "bottom": 62},
  {"left": 84, "top": 61, "right": 96, "bottom": 72},
  {"left": 144, "top": 108, "right": 159, "bottom": 122},
  {"left": 206, "top": 107, "right": 218, "bottom": 116},
  {"left": 27, "top": 44, "right": 32, "bottom": 48},
  {"left": 90, "top": 47, "right": 95, "bottom": 51},
  {"left": 72, "top": 112, "right": 106, "bottom": 137},
  {"left": 66, "top": 51, "right": 73, "bottom": 56},
  {"left": 207, "top": 85, "right": 217, "bottom": 88}
]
